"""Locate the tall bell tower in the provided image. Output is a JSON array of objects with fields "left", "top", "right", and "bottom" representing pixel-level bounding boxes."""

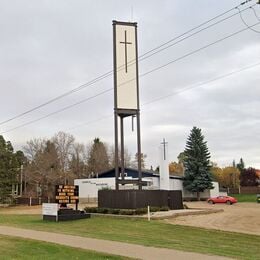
[{"left": 113, "top": 21, "right": 142, "bottom": 190}]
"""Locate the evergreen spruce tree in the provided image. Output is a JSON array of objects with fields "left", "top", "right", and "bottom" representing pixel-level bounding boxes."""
[
  {"left": 236, "top": 158, "right": 245, "bottom": 172},
  {"left": 87, "top": 138, "right": 109, "bottom": 176},
  {"left": 183, "top": 127, "right": 213, "bottom": 200}
]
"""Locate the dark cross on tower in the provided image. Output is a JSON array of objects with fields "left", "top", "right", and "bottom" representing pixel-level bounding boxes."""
[
  {"left": 120, "top": 30, "right": 132, "bottom": 73},
  {"left": 161, "top": 138, "right": 168, "bottom": 161}
]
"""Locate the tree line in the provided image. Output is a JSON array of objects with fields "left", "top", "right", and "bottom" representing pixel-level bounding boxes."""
[
  {"left": 0, "top": 132, "right": 144, "bottom": 200},
  {"left": 168, "top": 127, "right": 259, "bottom": 200},
  {"left": 1, "top": 127, "right": 259, "bottom": 202},
  {"left": 170, "top": 155, "right": 259, "bottom": 189}
]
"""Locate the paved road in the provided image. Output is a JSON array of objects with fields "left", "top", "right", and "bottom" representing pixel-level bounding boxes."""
[{"left": 0, "top": 226, "right": 230, "bottom": 260}]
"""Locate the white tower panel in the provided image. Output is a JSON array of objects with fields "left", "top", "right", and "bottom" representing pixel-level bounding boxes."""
[{"left": 114, "top": 22, "right": 138, "bottom": 110}]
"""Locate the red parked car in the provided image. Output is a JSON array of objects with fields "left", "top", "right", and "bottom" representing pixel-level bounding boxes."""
[{"left": 207, "top": 196, "right": 237, "bottom": 205}]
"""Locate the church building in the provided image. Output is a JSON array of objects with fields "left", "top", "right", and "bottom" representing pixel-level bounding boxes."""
[{"left": 74, "top": 167, "right": 221, "bottom": 203}]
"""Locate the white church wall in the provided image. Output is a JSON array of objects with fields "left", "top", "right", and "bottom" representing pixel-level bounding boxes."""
[
  {"left": 183, "top": 189, "right": 210, "bottom": 199},
  {"left": 182, "top": 181, "right": 220, "bottom": 199},
  {"left": 75, "top": 176, "right": 221, "bottom": 201},
  {"left": 149, "top": 177, "right": 159, "bottom": 189},
  {"left": 210, "top": 182, "right": 220, "bottom": 197},
  {"left": 169, "top": 178, "right": 183, "bottom": 191},
  {"left": 74, "top": 176, "right": 159, "bottom": 200},
  {"left": 74, "top": 177, "right": 115, "bottom": 199}
]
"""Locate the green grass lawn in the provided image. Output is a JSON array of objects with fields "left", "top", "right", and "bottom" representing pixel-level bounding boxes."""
[
  {"left": 0, "top": 214, "right": 259, "bottom": 259},
  {"left": 230, "top": 193, "right": 258, "bottom": 202},
  {"left": 0, "top": 234, "right": 131, "bottom": 260}
]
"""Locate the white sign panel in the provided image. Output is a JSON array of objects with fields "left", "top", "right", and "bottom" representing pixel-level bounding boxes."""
[
  {"left": 114, "top": 21, "right": 138, "bottom": 110},
  {"left": 42, "top": 203, "right": 58, "bottom": 216}
]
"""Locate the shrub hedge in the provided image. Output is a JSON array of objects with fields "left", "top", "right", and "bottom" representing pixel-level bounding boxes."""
[{"left": 84, "top": 206, "right": 169, "bottom": 215}]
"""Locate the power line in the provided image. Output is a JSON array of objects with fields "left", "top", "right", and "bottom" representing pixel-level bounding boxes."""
[
  {"left": 139, "top": 21, "right": 260, "bottom": 78},
  {"left": 0, "top": 71, "right": 113, "bottom": 126},
  {"left": 137, "top": 0, "right": 254, "bottom": 60},
  {"left": 67, "top": 114, "right": 113, "bottom": 132},
  {"left": 112, "top": 19, "right": 260, "bottom": 91},
  {"left": 2, "top": 17, "right": 259, "bottom": 135},
  {"left": 105, "top": 3, "right": 257, "bottom": 80},
  {"left": 237, "top": 6, "right": 260, "bottom": 33},
  {"left": 251, "top": 6, "right": 260, "bottom": 21},
  {"left": 0, "top": 2, "right": 255, "bottom": 126},
  {"left": 142, "top": 61, "right": 260, "bottom": 106},
  {"left": 133, "top": 4, "right": 257, "bottom": 65},
  {"left": 114, "top": 3, "right": 256, "bottom": 72},
  {"left": 66, "top": 61, "right": 260, "bottom": 133},
  {"left": 0, "top": 89, "right": 112, "bottom": 134}
]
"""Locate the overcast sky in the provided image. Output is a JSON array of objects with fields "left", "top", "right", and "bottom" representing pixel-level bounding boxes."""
[{"left": 0, "top": 0, "right": 259, "bottom": 169}]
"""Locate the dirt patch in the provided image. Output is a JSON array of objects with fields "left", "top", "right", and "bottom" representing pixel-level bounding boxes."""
[
  {"left": 0, "top": 203, "right": 96, "bottom": 215},
  {"left": 0, "top": 205, "right": 42, "bottom": 215},
  {"left": 166, "top": 202, "right": 260, "bottom": 236}
]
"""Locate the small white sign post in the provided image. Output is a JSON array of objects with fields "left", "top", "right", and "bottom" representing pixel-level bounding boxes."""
[{"left": 42, "top": 203, "right": 59, "bottom": 222}]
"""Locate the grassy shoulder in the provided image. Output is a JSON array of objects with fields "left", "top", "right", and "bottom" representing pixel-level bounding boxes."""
[
  {"left": 0, "top": 214, "right": 259, "bottom": 259},
  {"left": 0, "top": 234, "right": 130, "bottom": 260},
  {"left": 230, "top": 194, "right": 258, "bottom": 202}
]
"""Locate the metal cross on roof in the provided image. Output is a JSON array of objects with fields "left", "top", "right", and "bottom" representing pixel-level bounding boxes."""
[{"left": 161, "top": 138, "right": 168, "bottom": 161}]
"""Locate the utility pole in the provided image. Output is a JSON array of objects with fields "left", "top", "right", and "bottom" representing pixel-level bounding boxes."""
[
  {"left": 24, "top": 166, "right": 27, "bottom": 194},
  {"left": 20, "top": 164, "right": 23, "bottom": 196}
]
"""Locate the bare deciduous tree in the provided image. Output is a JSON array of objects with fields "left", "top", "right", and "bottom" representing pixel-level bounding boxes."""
[
  {"left": 70, "top": 142, "right": 87, "bottom": 179},
  {"left": 52, "top": 131, "right": 75, "bottom": 184},
  {"left": 131, "top": 153, "right": 147, "bottom": 169},
  {"left": 23, "top": 138, "right": 46, "bottom": 161},
  {"left": 109, "top": 146, "right": 132, "bottom": 169},
  {"left": 23, "top": 139, "right": 61, "bottom": 197}
]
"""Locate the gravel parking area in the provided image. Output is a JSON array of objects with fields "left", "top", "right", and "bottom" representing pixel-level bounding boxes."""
[{"left": 166, "top": 202, "right": 260, "bottom": 236}]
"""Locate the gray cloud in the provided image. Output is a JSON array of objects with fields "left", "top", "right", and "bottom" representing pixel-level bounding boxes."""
[{"left": 0, "top": 0, "right": 259, "bottom": 169}]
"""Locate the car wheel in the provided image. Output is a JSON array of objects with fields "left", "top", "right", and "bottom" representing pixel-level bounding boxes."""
[
  {"left": 226, "top": 200, "right": 232, "bottom": 205},
  {"left": 208, "top": 200, "right": 214, "bottom": 204}
]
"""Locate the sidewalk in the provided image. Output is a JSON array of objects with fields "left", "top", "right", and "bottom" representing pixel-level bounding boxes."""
[{"left": 0, "top": 226, "right": 230, "bottom": 260}]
